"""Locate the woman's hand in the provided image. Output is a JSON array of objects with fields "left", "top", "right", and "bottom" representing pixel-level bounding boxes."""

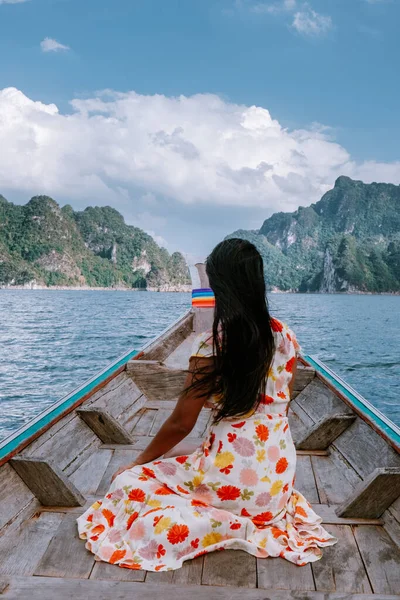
[{"left": 111, "top": 461, "right": 138, "bottom": 482}]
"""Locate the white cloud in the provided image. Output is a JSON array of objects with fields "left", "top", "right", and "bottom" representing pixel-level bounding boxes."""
[
  {"left": 292, "top": 6, "right": 332, "bottom": 36},
  {"left": 0, "top": 0, "right": 29, "bottom": 4},
  {"left": 248, "top": 1, "right": 332, "bottom": 37},
  {"left": 40, "top": 38, "right": 70, "bottom": 53},
  {"left": 252, "top": 0, "right": 296, "bottom": 14},
  {"left": 0, "top": 86, "right": 399, "bottom": 240}
]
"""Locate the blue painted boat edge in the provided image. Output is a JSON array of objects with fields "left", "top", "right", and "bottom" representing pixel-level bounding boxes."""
[
  {"left": 0, "top": 309, "right": 193, "bottom": 465},
  {"left": 304, "top": 354, "right": 400, "bottom": 450},
  {"left": 0, "top": 347, "right": 140, "bottom": 464}
]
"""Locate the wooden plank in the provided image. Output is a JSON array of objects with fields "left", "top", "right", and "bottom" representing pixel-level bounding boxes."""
[
  {"left": 0, "top": 512, "right": 64, "bottom": 576},
  {"left": 127, "top": 361, "right": 187, "bottom": 402},
  {"left": 69, "top": 449, "right": 113, "bottom": 495},
  {"left": 257, "top": 557, "right": 315, "bottom": 590},
  {"left": 313, "top": 524, "right": 372, "bottom": 593},
  {"left": 313, "top": 504, "right": 383, "bottom": 525},
  {"left": 293, "top": 365, "right": 315, "bottom": 392},
  {"left": 289, "top": 399, "right": 315, "bottom": 448},
  {"left": 296, "top": 414, "right": 356, "bottom": 451},
  {"left": 295, "top": 378, "right": 353, "bottom": 421},
  {"left": 145, "top": 556, "right": 204, "bottom": 584},
  {"left": 148, "top": 408, "right": 210, "bottom": 438},
  {"left": 144, "top": 400, "right": 177, "bottom": 410},
  {"left": 22, "top": 412, "right": 100, "bottom": 475},
  {"left": 389, "top": 495, "right": 400, "bottom": 522},
  {"left": 96, "top": 449, "right": 140, "bottom": 495},
  {"left": 131, "top": 408, "right": 157, "bottom": 436},
  {"left": 354, "top": 525, "right": 400, "bottom": 595},
  {"left": 149, "top": 409, "right": 172, "bottom": 436},
  {"left": 334, "top": 417, "right": 400, "bottom": 479},
  {"left": 294, "top": 455, "right": 320, "bottom": 503},
  {"left": 3, "top": 576, "right": 400, "bottom": 600},
  {"left": 296, "top": 450, "right": 329, "bottom": 456},
  {"left": 34, "top": 513, "right": 95, "bottom": 579},
  {"left": 311, "top": 454, "right": 356, "bottom": 505},
  {"left": 90, "top": 373, "right": 143, "bottom": 419},
  {"left": 164, "top": 333, "right": 197, "bottom": 369},
  {"left": 90, "top": 561, "right": 145, "bottom": 582},
  {"left": 77, "top": 407, "right": 135, "bottom": 444},
  {"left": 192, "top": 409, "right": 212, "bottom": 437},
  {"left": 0, "top": 463, "right": 35, "bottom": 530},
  {"left": 383, "top": 508, "right": 400, "bottom": 549},
  {"left": 10, "top": 457, "right": 86, "bottom": 507},
  {"left": 193, "top": 307, "right": 214, "bottom": 333},
  {"left": 142, "top": 311, "right": 194, "bottom": 362},
  {"left": 337, "top": 468, "right": 400, "bottom": 519},
  {"left": 0, "top": 580, "right": 8, "bottom": 594},
  {"left": 202, "top": 550, "right": 257, "bottom": 587},
  {"left": 288, "top": 408, "right": 309, "bottom": 444}
]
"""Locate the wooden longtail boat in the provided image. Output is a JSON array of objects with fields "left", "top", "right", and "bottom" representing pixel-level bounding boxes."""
[{"left": 0, "top": 265, "right": 399, "bottom": 600}]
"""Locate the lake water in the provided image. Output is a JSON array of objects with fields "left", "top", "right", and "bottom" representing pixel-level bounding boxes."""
[{"left": 0, "top": 290, "right": 398, "bottom": 441}]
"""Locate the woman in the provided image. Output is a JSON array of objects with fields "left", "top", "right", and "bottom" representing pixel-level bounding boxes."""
[{"left": 77, "top": 238, "right": 337, "bottom": 571}]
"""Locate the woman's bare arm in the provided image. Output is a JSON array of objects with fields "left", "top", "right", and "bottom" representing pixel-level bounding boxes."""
[{"left": 112, "top": 356, "right": 213, "bottom": 480}]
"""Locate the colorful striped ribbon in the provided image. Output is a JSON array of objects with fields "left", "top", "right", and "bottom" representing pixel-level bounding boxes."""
[{"left": 192, "top": 288, "right": 215, "bottom": 308}]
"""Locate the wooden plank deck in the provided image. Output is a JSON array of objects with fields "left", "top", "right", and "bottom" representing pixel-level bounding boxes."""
[
  {"left": 1, "top": 330, "right": 399, "bottom": 598},
  {"left": 1, "top": 400, "right": 399, "bottom": 597}
]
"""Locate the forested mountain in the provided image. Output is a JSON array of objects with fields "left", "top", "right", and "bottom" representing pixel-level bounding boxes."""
[
  {"left": 226, "top": 176, "right": 400, "bottom": 293},
  {"left": 0, "top": 195, "right": 190, "bottom": 290}
]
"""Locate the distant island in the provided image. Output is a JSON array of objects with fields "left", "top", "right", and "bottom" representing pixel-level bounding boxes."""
[
  {"left": 1, "top": 176, "right": 400, "bottom": 293},
  {"left": 0, "top": 195, "right": 191, "bottom": 291},
  {"left": 227, "top": 176, "right": 400, "bottom": 294}
]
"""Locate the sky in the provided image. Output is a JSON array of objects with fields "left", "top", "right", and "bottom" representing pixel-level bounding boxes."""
[{"left": 0, "top": 0, "right": 399, "bottom": 259}]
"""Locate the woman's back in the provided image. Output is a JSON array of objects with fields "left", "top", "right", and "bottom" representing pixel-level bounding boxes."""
[{"left": 191, "top": 317, "right": 301, "bottom": 417}]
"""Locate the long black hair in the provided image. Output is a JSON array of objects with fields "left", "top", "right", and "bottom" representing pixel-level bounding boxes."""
[{"left": 189, "top": 238, "right": 275, "bottom": 422}]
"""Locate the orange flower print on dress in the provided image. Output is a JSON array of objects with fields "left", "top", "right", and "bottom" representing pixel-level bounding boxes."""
[
  {"left": 141, "top": 467, "right": 156, "bottom": 478},
  {"left": 110, "top": 549, "right": 127, "bottom": 564},
  {"left": 126, "top": 511, "right": 139, "bottom": 530},
  {"left": 154, "top": 486, "right": 174, "bottom": 495},
  {"left": 77, "top": 318, "right": 337, "bottom": 571},
  {"left": 191, "top": 499, "right": 209, "bottom": 507},
  {"left": 270, "top": 318, "right": 283, "bottom": 332},
  {"left": 89, "top": 524, "right": 105, "bottom": 540},
  {"left": 128, "top": 488, "right": 146, "bottom": 502},
  {"left": 296, "top": 506, "right": 308, "bottom": 518},
  {"left": 167, "top": 524, "right": 190, "bottom": 545},
  {"left": 121, "top": 562, "right": 142, "bottom": 570},
  {"left": 276, "top": 457, "right": 289, "bottom": 474},
  {"left": 102, "top": 509, "right": 115, "bottom": 527},
  {"left": 253, "top": 511, "right": 274, "bottom": 525},
  {"left": 157, "top": 544, "right": 166, "bottom": 558},
  {"left": 255, "top": 424, "right": 269, "bottom": 442},
  {"left": 260, "top": 394, "right": 275, "bottom": 405},
  {"left": 285, "top": 357, "right": 296, "bottom": 373},
  {"left": 231, "top": 421, "right": 246, "bottom": 429},
  {"left": 217, "top": 485, "right": 241, "bottom": 501}
]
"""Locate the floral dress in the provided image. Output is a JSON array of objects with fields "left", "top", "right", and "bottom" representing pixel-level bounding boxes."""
[{"left": 77, "top": 318, "right": 337, "bottom": 571}]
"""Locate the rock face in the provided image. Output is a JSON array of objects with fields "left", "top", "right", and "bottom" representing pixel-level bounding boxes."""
[
  {"left": 226, "top": 177, "right": 400, "bottom": 293},
  {"left": 0, "top": 195, "right": 190, "bottom": 290}
]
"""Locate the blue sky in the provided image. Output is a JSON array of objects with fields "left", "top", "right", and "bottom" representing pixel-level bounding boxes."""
[{"left": 0, "top": 0, "right": 399, "bottom": 256}]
